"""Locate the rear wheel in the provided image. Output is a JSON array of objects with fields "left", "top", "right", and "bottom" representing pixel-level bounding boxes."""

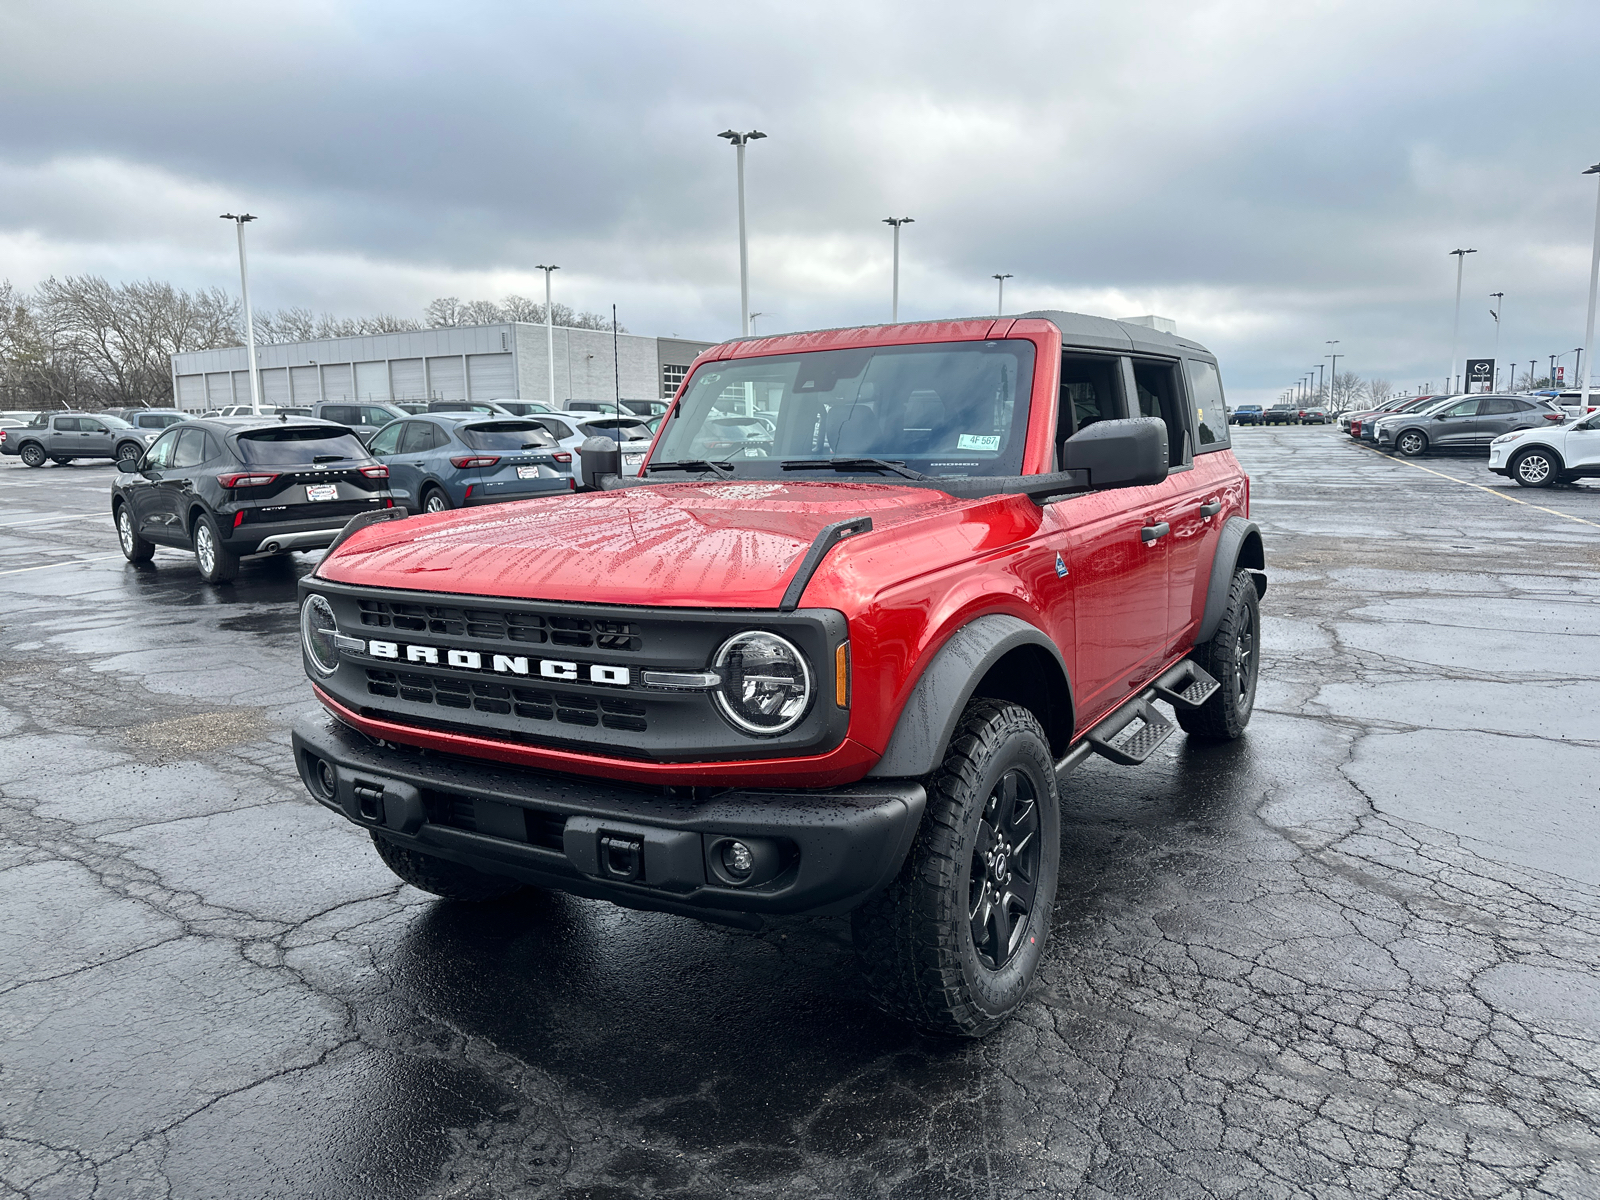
[
  {"left": 1511, "top": 448, "right": 1559, "bottom": 488},
  {"left": 371, "top": 832, "right": 523, "bottom": 901},
  {"left": 51, "top": 456, "right": 74, "bottom": 466},
  {"left": 422, "top": 486, "right": 452, "bottom": 513},
  {"left": 192, "top": 511, "right": 239, "bottom": 583},
  {"left": 1177, "top": 569, "right": 1260, "bottom": 741},
  {"left": 852, "top": 699, "right": 1060, "bottom": 1037},
  {"left": 115, "top": 505, "right": 155, "bottom": 564},
  {"left": 19, "top": 443, "right": 45, "bottom": 468},
  {"left": 1396, "top": 429, "right": 1428, "bottom": 457}
]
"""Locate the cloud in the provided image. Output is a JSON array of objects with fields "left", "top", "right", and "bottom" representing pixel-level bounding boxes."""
[{"left": 2, "top": 0, "right": 1598, "bottom": 399}]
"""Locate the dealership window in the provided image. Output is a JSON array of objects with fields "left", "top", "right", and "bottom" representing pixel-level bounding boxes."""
[{"left": 661, "top": 364, "right": 690, "bottom": 398}]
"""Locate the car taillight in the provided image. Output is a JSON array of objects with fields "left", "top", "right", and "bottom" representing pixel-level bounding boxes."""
[
  {"left": 359, "top": 465, "right": 389, "bottom": 478},
  {"left": 1544, "top": 413, "right": 1563, "bottom": 421},
  {"left": 217, "top": 472, "right": 279, "bottom": 488},
  {"left": 553, "top": 452, "right": 572, "bottom": 463},
  {"left": 449, "top": 455, "right": 500, "bottom": 468}
]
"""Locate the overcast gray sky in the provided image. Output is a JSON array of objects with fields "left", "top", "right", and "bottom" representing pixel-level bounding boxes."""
[{"left": 2, "top": 0, "right": 1597, "bottom": 401}]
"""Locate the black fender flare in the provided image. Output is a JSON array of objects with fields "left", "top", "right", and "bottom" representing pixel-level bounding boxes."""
[
  {"left": 1195, "top": 517, "right": 1267, "bottom": 644},
  {"left": 867, "top": 613, "right": 1070, "bottom": 779}
]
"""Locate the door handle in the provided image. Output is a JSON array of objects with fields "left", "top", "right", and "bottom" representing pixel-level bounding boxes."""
[
  {"left": 1140, "top": 522, "right": 1170, "bottom": 543},
  {"left": 1199, "top": 499, "right": 1222, "bottom": 517}
]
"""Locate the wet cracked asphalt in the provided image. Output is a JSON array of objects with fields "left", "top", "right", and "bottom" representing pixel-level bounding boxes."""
[{"left": 2, "top": 429, "right": 1598, "bottom": 1200}]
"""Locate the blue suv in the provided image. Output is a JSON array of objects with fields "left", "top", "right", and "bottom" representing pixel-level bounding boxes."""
[{"left": 366, "top": 414, "right": 571, "bottom": 513}]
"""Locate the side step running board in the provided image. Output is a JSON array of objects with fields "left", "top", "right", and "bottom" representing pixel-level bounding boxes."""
[{"left": 1054, "top": 658, "right": 1221, "bottom": 777}]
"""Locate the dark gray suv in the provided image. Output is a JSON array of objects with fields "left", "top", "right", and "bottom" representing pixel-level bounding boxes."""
[{"left": 1378, "top": 395, "right": 1565, "bottom": 457}]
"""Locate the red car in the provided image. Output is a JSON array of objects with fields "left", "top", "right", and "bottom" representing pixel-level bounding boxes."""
[{"left": 291, "top": 312, "right": 1267, "bottom": 1036}]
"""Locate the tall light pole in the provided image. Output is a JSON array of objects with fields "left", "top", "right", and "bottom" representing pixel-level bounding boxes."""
[
  {"left": 1448, "top": 248, "right": 1476, "bottom": 396},
  {"left": 1489, "top": 292, "right": 1505, "bottom": 388},
  {"left": 536, "top": 264, "right": 559, "bottom": 408},
  {"left": 992, "top": 273, "right": 1012, "bottom": 317},
  {"left": 718, "top": 129, "right": 766, "bottom": 336},
  {"left": 1326, "top": 342, "right": 1342, "bottom": 409},
  {"left": 220, "top": 213, "right": 262, "bottom": 415},
  {"left": 883, "top": 217, "right": 914, "bottom": 322},
  {"left": 1314, "top": 363, "right": 1325, "bottom": 404},
  {"left": 1580, "top": 162, "right": 1600, "bottom": 412},
  {"left": 749, "top": 312, "right": 765, "bottom": 335}
]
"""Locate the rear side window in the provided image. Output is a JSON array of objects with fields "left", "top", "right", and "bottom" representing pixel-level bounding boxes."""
[
  {"left": 1132, "top": 360, "right": 1190, "bottom": 467},
  {"left": 236, "top": 428, "right": 369, "bottom": 464},
  {"left": 459, "top": 421, "right": 559, "bottom": 451},
  {"left": 399, "top": 422, "right": 443, "bottom": 454},
  {"left": 172, "top": 426, "right": 209, "bottom": 468},
  {"left": 1479, "top": 398, "right": 1517, "bottom": 414},
  {"left": 1185, "top": 360, "right": 1232, "bottom": 452},
  {"left": 53, "top": 417, "right": 80, "bottom": 431}
]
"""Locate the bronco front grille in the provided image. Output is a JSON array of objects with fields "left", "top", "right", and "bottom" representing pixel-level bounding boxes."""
[
  {"left": 364, "top": 668, "right": 649, "bottom": 732},
  {"left": 356, "top": 600, "right": 641, "bottom": 651}
]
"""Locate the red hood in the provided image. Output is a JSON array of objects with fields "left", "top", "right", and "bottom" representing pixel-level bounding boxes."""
[{"left": 316, "top": 481, "right": 966, "bottom": 607}]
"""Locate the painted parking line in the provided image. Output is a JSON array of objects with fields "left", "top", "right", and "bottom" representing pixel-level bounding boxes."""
[
  {"left": 0, "top": 513, "right": 107, "bottom": 528},
  {"left": 1357, "top": 444, "right": 1600, "bottom": 529},
  {"left": 0, "top": 553, "right": 128, "bottom": 576}
]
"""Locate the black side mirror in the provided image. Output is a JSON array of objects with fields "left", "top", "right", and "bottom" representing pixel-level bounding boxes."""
[
  {"left": 1062, "top": 417, "right": 1169, "bottom": 489},
  {"left": 116, "top": 456, "right": 139, "bottom": 473},
  {"left": 578, "top": 435, "right": 620, "bottom": 491}
]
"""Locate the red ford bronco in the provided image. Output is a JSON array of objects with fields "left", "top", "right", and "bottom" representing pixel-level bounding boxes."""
[{"left": 292, "top": 311, "right": 1266, "bottom": 1036}]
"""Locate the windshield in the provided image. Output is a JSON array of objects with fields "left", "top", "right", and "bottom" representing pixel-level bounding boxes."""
[
  {"left": 649, "top": 340, "right": 1036, "bottom": 477},
  {"left": 458, "top": 421, "right": 559, "bottom": 450},
  {"left": 235, "top": 428, "right": 369, "bottom": 464}
]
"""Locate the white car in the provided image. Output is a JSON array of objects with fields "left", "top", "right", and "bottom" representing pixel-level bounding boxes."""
[
  {"left": 1488, "top": 407, "right": 1600, "bottom": 487},
  {"left": 524, "top": 413, "right": 655, "bottom": 473}
]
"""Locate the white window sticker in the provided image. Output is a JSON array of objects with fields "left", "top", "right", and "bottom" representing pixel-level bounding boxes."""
[{"left": 957, "top": 434, "right": 1001, "bottom": 451}]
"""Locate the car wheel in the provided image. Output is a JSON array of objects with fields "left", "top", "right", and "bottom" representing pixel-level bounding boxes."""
[
  {"left": 1510, "top": 448, "right": 1559, "bottom": 488},
  {"left": 1396, "top": 429, "right": 1428, "bottom": 457},
  {"left": 115, "top": 504, "right": 155, "bottom": 564},
  {"left": 192, "top": 511, "right": 239, "bottom": 584},
  {"left": 852, "top": 699, "right": 1060, "bottom": 1037},
  {"left": 115, "top": 442, "right": 142, "bottom": 469},
  {"left": 422, "top": 486, "right": 452, "bottom": 513},
  {"left": 19, "top": 442, "right": 46, "bottom": 468},
  {"left": 1177, "top": 569, "right": 1261, "bottom": 741},
  {"left": 370, "top": 832, "right": 523, "bottom": 901}
]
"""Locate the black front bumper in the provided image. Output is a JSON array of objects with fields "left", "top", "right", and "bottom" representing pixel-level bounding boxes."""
[{"left": 293, "top": 712, "right": 926, "bottom": 926}]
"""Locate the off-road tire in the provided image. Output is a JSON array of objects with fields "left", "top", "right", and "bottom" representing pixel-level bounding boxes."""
[
  {"left": 19, "top": 442, "right": 46, "bottom": 468},
  {"left": 371, "top": 832, "right": 523, "bottom": 901},
  {"left": 1396, "top": 429, "right": 1428, "bottom": 457},
  {"left": 852, "top": 699, "right": 1060, "bottom": 1038},
  {"left": 1511, "top": 448, "right": 1559, "bottom": 488},
  {"left": 422, "top": 486, "right": 452, "bottom": 513},
  {"left": 115, "top": 504, "right": 155, "bottom": 564},
  {"left": 192, "top": 511, "right": 239, "bottom": 584},
  {"left": 1177, "top": 569, "right": 1260, "bottom": 740}
]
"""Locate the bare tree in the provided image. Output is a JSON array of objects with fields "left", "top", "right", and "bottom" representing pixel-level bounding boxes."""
[
  {"left": 456, "top": 300, "right": 504, "bottom": 326},
  {"left": 424, "top": 295, "right": 624, "bottom": 332},
  {"left": 1362, "top": 377, "right": 1391, "bottom": 410},
  {"left": 424, "top": 296, "right": 463, "bottom": 328},
  {"left": 500, "top": 294, "right": 542, "bottom": 322}
]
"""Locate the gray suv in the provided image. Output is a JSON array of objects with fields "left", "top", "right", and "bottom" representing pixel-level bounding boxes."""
[
  {"left": 307, "top": 401, "right": 408, "bottom": 446},
  {"left": 1378, "top": 395, "right": 1564, "bottom": 456}
]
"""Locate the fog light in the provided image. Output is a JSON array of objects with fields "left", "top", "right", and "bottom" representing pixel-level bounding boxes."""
[
  {"left": 722, "top": 841, "right": 755, "bottom": 877},
  {"left": 314, "top": 757, "right": 336, "bottom": 799}
]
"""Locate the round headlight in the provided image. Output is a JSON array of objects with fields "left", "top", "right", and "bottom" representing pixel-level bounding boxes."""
[
  {"left": 713, "top": 631, "right": 812, "bottom": 735},
  {"left": 300, "top": 594, "right": 341, "bottom": 676}
]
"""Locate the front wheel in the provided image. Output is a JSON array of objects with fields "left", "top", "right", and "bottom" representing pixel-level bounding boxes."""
[
  {"left": 1396, "top": 429, "right": 1428, "bottom": 457},
  {"left": 115, "top": 442, "right": 143, "bottom": 469},
  {"left": 1511, "top": 448, "right": 1559, "bottom": 488},
  {"left": 371, "top": 832, "right": 523, "bottom": 901},
  {"left": 852, "top": 699, "right": 1060, "bottom": 1038},
  {"left": 1177, "top": 569, "right": 1260, "bottom": 741},
  {"left": 192, "top": 511, "right": 239, "bottom": 583},
  {"left": 115, "top": 505, "right": 155, "bottom": 563},
  {"left": 19, "top": 443, "right": 46, "bottom": 468}
]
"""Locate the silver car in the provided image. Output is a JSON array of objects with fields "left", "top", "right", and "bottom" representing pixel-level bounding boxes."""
[{"left": 1377, "top": 394, "right": 1564, "bottom": 456}]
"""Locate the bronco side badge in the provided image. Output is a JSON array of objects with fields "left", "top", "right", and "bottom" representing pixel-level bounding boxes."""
[{"left": 1055, "top": 553, "right": 1068, "bottom": 578}]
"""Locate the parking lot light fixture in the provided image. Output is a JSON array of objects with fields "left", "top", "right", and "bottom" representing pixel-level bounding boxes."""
[
  {"left": 1582, "top": 163, "right": 1600, "bottom": 413},
  {"left": 536, "top": 265, "right": 559, "bottom": 409},
  {"left": 220, "top": 213, "right": 262, "bottom": 415},
  {"left": 992, "top": 273, "right": 1012, "bottom": 317},
  {"left": 718, "top": 130, "right": 766, "bottom": 336},
  {"left": 883, "top": 218, "right": 914, "bottom": 322},
  {"left": 1448, "top": 248, "right": 1477, "bottom": 399}
]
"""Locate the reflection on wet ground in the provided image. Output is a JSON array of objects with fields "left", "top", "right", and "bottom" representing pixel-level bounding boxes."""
[{"left": 1, "top": 437, "right": 1597, "bottom": 1198}]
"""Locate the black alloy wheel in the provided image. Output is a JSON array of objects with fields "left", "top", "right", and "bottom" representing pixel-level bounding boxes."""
[
  {"left": 1511, "top": 448, "right": 1559, "bottom": 488},
  {"left": 969, "top": 769, "right": 1042, "bottom": 970},
  {"left": 19, "top": 443, "right": 45, "bottom": 468},
  {"left": 1396, "top": 429, "right": 1428, "bottom": 457}
]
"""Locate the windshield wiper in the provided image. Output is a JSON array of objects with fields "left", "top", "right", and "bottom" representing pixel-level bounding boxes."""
[
  {"left": 782, "top": 457, "right": 928, "bottom": 480},
  {"left": 645, "top": 459, "right": 737, "bottom": 475}
]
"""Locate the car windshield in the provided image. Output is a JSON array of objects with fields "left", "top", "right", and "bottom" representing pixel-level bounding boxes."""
[
  {"left": 458, "top": 421, "right": 559, "bottom": 450},
  {"left": 235, "top": 428, "right": 369, "bottom": 464},
  {"left": 649, "top": 340, "right": 1036, "bottom": 477}
]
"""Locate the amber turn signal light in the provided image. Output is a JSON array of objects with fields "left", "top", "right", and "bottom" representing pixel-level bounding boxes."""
[{"left": 835, "top": 642, "right": 850, "bottom": 707}]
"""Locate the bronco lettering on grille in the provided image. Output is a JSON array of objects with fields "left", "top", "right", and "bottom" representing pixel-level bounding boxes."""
[{"left": 364, "top": 639, "right": 630, "bottom": 686}]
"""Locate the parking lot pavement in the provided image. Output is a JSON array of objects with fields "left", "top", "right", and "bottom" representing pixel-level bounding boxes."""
[{"left": 1, "top": 435, "right": 1597, "bottom": 1199}]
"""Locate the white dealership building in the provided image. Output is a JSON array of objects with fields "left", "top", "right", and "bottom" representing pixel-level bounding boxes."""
[{"left": 168, "top": 323, "right": 715, "bottom": 412}]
